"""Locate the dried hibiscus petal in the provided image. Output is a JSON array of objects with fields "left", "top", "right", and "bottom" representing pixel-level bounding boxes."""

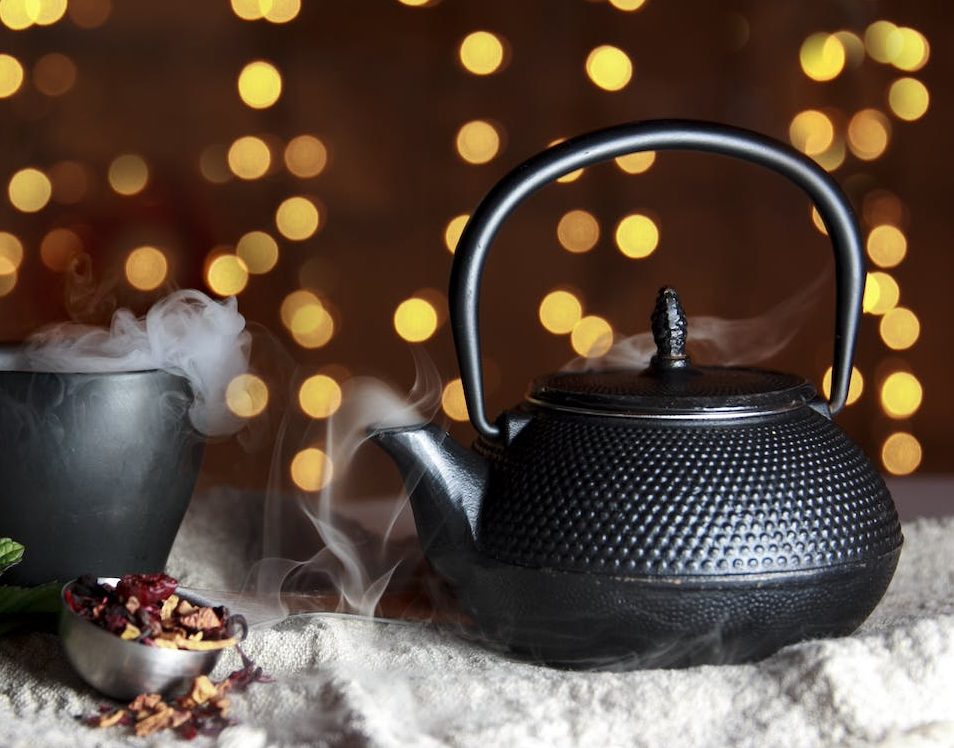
[{"left": 116, "top": 573, "right": 178, "bottom": 607}]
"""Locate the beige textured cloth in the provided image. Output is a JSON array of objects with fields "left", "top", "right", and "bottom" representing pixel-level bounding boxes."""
[{"left": 1, "top": 516, "right": 952, "bottom": 747}]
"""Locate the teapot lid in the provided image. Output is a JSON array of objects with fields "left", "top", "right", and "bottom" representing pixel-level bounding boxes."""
[{"left": 527, "top": 288, "right": 818, "bottom": 418}]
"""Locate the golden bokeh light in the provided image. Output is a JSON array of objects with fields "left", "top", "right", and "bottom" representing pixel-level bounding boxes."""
[
  {"left": 585, "top": 45, "right": 633, "bottom": 91},
  {"left": 812, "top": 138, "right": 846, "bottom": 172},
  {"left": 864, "top": 20, "right": 901, "bottom": 64},
  {"left": 866, "top": 224, "right": 907, "bottom": 268},
  {"left": 888, "top": 77, "right": 930, "bottom": 122},
  {"left": 890, "top": 28, "right": 930, "bottom": 72},
  {"left": 821, "top": 365, "right": 864, "bottom": 406},
  {"left": 32, "top": 52, "right": 76, "bottom": 96},
  {"left": 539, "top": 290, "right": 583, "bottom": 335},
  {"left": 557, "top": 210, "right": 600, "bottom": 253},
  {"left": 444, "top": 214, "right": 469, "bottom": 254},
  {"left": 298, "top": 374, "right": 342, "bottom": 419},
  {"left": 280, "top": 289, "right": 320, "bottom": 329},
  {"left": 880, "top": 371, "right": 922, "bottom": 419},
  {"left": 799, "top": 33, "right": 846, "bottom": 82},
  {"left": 0, "top": 257, "right": 17, "bottom": 297},
  {"left": 31, "top": 0, "right": 67, "bottom": 24},
  {"left": 811, "top": 206, "right": 828, "bottom": 235},
  {"left": 107, "top": 154, "right": 149, "bottom": 196},
  {"left": 236, "top": 231, "right": 279, "bottom": 274},
  {"left": 789, "top": 110, "right": 834, "bottom": 155},
  {"left": 571, "top": 315, "right": 613, "bottom": 358},
  {"left": 879, "top": 307, "right": 920, "bottom": 351},
  {"left": 8, "top": 168, "right": 52, "bottom": 212},
  {"left": 230, "top": 0, "right": 266, "bottom": 20},
  {"left": 847, "top": 109, "right": 890, "bottom": 161},
  {"left": 0, "top": 54, "right": 24, "bottom": 98},
  {"left": 608, "top": 0, "right": 646, "bottom": 10},
  {"left": 864, "top": 271, "right": 899, "bottom": 316},
  {"left": 0, "top": 232, "right": 23, "bottom": 272},
  {"left": 206, "top": 254, "right": 250, "bottom": 296},
  {"left": 284, "top": 135, "right": 328, "bottom": 178},
  {"left": 199, "top": 145, "right": 231, "bottom": 184},
  {"left": 227, "top": 136, "right": 271, "bottom": 180},
  {"left": 290, "top": 302, "right": 334, "bottom": 349},
  {"left": 615, "top": 151, "right": 655, "bottom": 174},
  {"left": 290, "top": 447, "right": 333, "bottom": 492},
  {"left": 68, "top": 0, "right": 111, "bottom": 28},
  {"left": 40, "top": 227, "right": 83, "bottom": 272},
  {"left": 455, "top": 120, "right": 501, "bottom": 164},
  {"left": 237, "top": 60, "right": 282, "bottom": 109},
  {"left": 225, "top": 373, "right": 269, "bottom": 418},
  {"left": 275, "top": 196, "right": 320, "bottom": 240},
  {"left": 263, "top": 0, "right": 300, "bottom": 23},
  {"left": 441, "top": 378, "right": 469, "bottom": 421},
  {"left": 834, "top": 31, "right": 865, "bottom": 67},
  {"left": 615, "top": 213, "right": 659, "bottom": 258},
  {"left": 863, "top": 190, "right": 905, "bottom": 228},
  {"left": 0, "top": 0, "right": 33, "bottom": 29},
  {"left": 548, "top": 139, "right": 583, "bottom": 183},
  {"left": 397, "top": 0, "right": 431, "bottom": 5},
  {"left": 881, "top": 432, "right": 922, "bottom": 476},
  {"left": 394, "top": 297, "right": 439, "bottom": 343},
  {"left": 125, "top": 246, "right": 168, "bottom": 291},
  {"left": 459, "top": 30, "right": 505, "bottom": 75}
]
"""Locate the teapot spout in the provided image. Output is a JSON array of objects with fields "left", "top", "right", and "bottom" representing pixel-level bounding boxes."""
[{"left": 368, "top": 422, "right": 487, "bottom": 580}]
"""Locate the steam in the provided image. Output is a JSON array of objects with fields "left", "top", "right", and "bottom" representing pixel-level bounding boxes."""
[
  {"left": 248, "top": 349, "right": 442, "bottom": 620},
  {"left": 0, "top": 289, "right": 251, "bottom": 436},
  {"left": 564, "top": 269, "right": 831, "bottom": 371}
]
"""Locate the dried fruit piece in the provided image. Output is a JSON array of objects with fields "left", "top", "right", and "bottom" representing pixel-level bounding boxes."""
[
  {"left": 120, "top": 623, "right": 141, "bottom": 640},
  {"left": 160, "top": 594, "right": 179, "bottom": 621},
  {"left": 97, "top": 709, "right": 126, "bottom": 728}
]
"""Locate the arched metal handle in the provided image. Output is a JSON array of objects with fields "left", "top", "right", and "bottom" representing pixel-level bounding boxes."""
[{"left": 450, "top": 119, "right": 865, "bottom": 442}]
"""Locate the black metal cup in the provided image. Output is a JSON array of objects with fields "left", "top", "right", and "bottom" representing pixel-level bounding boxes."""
[{"left": 0, "top": 367, "right": 204, "bottom": 585}]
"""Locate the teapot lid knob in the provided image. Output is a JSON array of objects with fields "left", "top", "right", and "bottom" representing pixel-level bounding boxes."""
[{"left": 650, "top": 287, "right": 691, "bottom": 370}]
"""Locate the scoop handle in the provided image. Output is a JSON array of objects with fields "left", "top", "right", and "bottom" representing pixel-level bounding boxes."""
[{"left": 449, "top": 119, "right": 865, "bottom": 442}]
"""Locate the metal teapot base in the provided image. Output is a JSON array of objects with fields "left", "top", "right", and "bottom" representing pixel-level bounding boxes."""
[{"left": 457, "top": 549, "right": 901, "bottom": 671}]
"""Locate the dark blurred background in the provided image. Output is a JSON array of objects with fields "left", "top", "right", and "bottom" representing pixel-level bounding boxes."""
[{"left": 0, "top": 0, "right": 948, "bottom": 505}]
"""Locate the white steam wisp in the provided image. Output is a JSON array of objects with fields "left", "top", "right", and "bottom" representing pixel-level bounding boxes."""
[{"left": 0, "top": 289, "right": 251, "bottom": 436}]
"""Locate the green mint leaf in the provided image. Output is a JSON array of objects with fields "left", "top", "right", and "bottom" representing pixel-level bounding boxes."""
[{"left": 0, "top": 538, "right": 25, "bottom": 575}]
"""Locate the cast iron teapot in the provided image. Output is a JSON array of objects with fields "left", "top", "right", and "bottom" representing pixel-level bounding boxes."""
[{"left": 371, "top": 120, "right": 902, "bottom": 669}]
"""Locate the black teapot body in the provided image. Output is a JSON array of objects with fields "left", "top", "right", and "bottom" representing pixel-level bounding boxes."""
[{"left": 371, "top": 120, "right": 902, "bottom": 669}]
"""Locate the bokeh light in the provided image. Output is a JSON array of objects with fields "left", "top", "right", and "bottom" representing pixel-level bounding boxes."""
[
  {"left": 441, "top": 378, "right": 469, "bottom": 421},
  {"left": 821, "top": 365, "right": 864, "bottom": 406},
  {"left": 585, "top": 45, "right": 633, "bottom": 91},
  {"left": 0, "top": 232, "right": 23, "bottom": 273},
  {"left": 879, "top": 307, "right": 920, "bottom": 351},
  {"left": 0, "top": 54, "right": 24, "bottom": 98},
  {"left": 394, "top": 297, "right": 438, "bottom": 343},
  {"left": 225, "top": 373, "right": 269, "bottom": 418},
  {"left": 107, "top": 154, "right": 149, "bottom": 196},
  {"left": 571, "top": 315, "right": 613, "bottom": 358},
  {"left": 298, "top": 374, "right": 342, "bottom": 419},
  {"left": 397, "top": 0, "right": 431, "bottom": 5},
  {"left": 866, "top": 224, "right": 907, "bottom": 268},
  {"left": 880, "top": 371, "right": 922, "bottom": 419},
  {"left": 888, "top": 78, "right": 930, "bottom": 121},
  {"left": 281, "top": 289, "right": 320, "bottom": 329},
  {"left": 228, "top": 136, "right": 271, "bottom": 180},
  {"left": 284, "top": 135, "right": 328, "bottom": 178},
  {"left": 799, "top": 33, "right": 845, "bottom": 82},
  {"left": 811, "top": 206, "right": 828, "bottom": 235},
  {"left": 864, "top": 271, "right": 900, "bottom": 316},
  {"left": 206, "top": 254, "right": 250, "bottom": 296},
  {"left": 32, "top": 52, "right": 76, "bottom": 96},
  {"left": 847, "top": 109, "right": 890, "bottom": 161},
  {"left": 236, "top": 231, "right": 279, "bottom": 274},
  {"left": 789, "top": 110, "right": 834, "bottom": 155},
  {"left": 444, "top": 214, "right": 469, "bottom": 254},
  {"left": 0, "top": 258, "right": 17, "bottom": 297},
  {"left": 275, "top": 196, "right": 320, "bottom": 240},
  {"left": 231, "top": 0, "right": 266, "bottom": 20},
  {"left": 0, "top": 0, "right": 33, "bottom": 29},
  {"left": 615, "top": 213, "right": 659, "bottom": 258},
  {"left": 8, "top": 168, "right": 52, "bottom": 212},
  {"left": 615, "top": 151, "right": 655, "bottom": 174},
  {"left": 263, "top": 0, "right": 300, "bottom": 23},
  {"left": 459, "top": 30, "right": 505, "bottom": 75},
  {"left": 890, "top": 28, "right": 930, "bottom": 72},
  {"left": 556, "top": 210, "right": 600, "bottom": 253},
  {"left": 32, "top": 0, "right": 67, "bottom": 25},
  {"left": 291, "top": 303, "right": 334, "bottom": 349},
  {"left": 539, "top": 290, "right": 582, "bottom": 335},
  {"left": 834, "top": 30, "right": 865, "bottom": 68},
  {"left": 237, "top": 60, "right": 282, "bottom": 109},
  {"left": 881, "top": 432, "right": 922, "bottom": 476},
  {"left": 548, "top": 139, "right": 584, "bottom": 183},
  {"left": 125, "top": 246, "right": 168, "bottom": 291},
  {"left": 455, "top": 120, "right": 501, "bottom": 164},
  {"left": 608, "top": 0, "right": 646, "bottom": 10},
  {"left": 68, "top": 0, "right": 111, "bottom": 28},
  {"left": 290, "top": 447, "right": 333, "bottom": 492},
  {"left": 864, "top": 20, "right": 901, "bottom": 64},
  {"left": 40, "top": 227, "right": 83, "bottom": 272}
]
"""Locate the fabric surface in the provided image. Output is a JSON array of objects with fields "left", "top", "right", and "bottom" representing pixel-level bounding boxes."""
[{"left": 1, "top": 513, "right": 952, "bottom": 748}]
